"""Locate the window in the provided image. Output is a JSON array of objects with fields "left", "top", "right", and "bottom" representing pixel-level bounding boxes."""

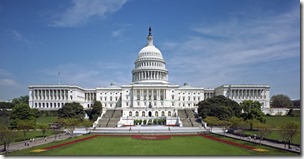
[
  {"left": 126, "top": 102, "right": 129, "bottom": 106},
  {"left": 168, "top": 111, "right": 171, "bottom": 116},
  {"left": 110, "top": 97, "right": 112, "bottom": 101},
  {"left": 161, "top": 111, "right": 165, "bottom": 117},
  {"left": 155, "top": 111, "right": 158, "bottom": 117},
  {"left": 136, "top": 111, "right": 139, "bottom": 117},
  {"left": 129, "top": 111, "right": 132, "bottom": 116},
  {"left": 142, "top": 111, "right": 145, "bottom": 117},
  {"left": 172, "top": 95, "right": 174, "bottom": 100}
]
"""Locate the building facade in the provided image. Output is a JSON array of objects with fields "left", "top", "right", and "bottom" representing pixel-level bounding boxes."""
[{"left": 29, "top": 28, "right": 270, "bottom": 122}]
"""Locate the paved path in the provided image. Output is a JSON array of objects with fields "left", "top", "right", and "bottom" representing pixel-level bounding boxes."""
[
  {"left": 212, "top": 131, "right": 301, "bottom": 154},
  {"left": 0, "top": 133, "right": 71, "bottom": 154}
]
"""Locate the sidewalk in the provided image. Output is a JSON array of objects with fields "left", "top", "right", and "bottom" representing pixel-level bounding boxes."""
[
  {"left": 212, "top": 131, "right": 301, "bottom": 154},
  {"left": 0, "top": 133, "right": 71, "bottom": 155}
]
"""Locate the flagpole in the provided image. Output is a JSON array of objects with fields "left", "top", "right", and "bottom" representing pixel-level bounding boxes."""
[{"left": 58, "top": 72, "right": 61, "bottom": 85}]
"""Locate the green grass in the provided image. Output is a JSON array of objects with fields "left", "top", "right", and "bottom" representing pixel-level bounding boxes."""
[
  {"left": 244, "top": 116, "right": 301, "bottom": 145},
  {"left": 0, "top": 116, "right": 57, "bottom": 145},
  {"left": 244, "top": 130, "right": 301, "bottom": 145},
  {"left": 264, "top": 116, "right": 301, "bottom": 126},
  {"left": 8, "top": 135, "right": 297, "bottom": 156},
  {"left": 36, "top": 116, "right": 57, "bottom": 125}
]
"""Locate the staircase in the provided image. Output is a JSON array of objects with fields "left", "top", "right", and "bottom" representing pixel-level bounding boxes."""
[
  {"left": 178, "top": 109, "right": 202, "bottom": 127},
  {"left": 97, "top": 109, "right": 122, "bottom": 127}
]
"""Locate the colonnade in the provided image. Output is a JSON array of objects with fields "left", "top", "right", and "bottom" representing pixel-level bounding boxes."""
[
  {"left": 230, "top": 89, "right": 266, "bottom": 99},
  {"left": 85, "top": 92, "right": 96, "bottom": 101},
  {"left": 136, "top": 61, "right": 164, "bottom": 68},
  {"left": 133, "top": 71, "right": 168, "bottom": 81},
  {"left": 204, "top": 92, "right": 214, "bottom": 99},
  {"left": 31, "top": 89, "right": 68, "bottom": 100},
  {"left": 134, "top": 89, "right": 166, "bottom": 101}
]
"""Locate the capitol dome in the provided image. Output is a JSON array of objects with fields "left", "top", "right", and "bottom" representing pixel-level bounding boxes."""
[{"left": 132, "top": 27, "right": 168, "bottom": 84}]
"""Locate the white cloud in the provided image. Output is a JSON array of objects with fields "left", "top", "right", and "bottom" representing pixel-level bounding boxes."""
[
  {"left": 50, "top": 0, "right": 128, "bottom": 27},
  {"left": 163, "top": 7, "right": 299, "bottom": 94},
  {"left": 39, "top": 62, "right": 131, "bottom": 88},
  {"left": 8, "top": 29, "right": 32, "bottom": 48},
  {"left": 0, "top": 79, "right": 17, "bottom": 86},
  {"left": 112, "top": 29, "right": 122, "bottom": 37}
]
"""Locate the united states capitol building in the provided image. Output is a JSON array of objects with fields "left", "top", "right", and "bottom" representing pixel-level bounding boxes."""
[{"left": 29, "top": 28, "right": 270, "bottom": 127}]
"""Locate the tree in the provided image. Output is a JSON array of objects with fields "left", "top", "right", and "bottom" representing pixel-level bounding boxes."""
[
  {"left": 218, "top": 120, "right": 230, "bottom": 135},
  {"left": 86, "top": 101, "right": 102, "bottom": 121},
  {"left": 240, "top": 100, "right": 265, "bottom": 122},
  {"left": 62, "top": 118, "right": 80, "bottom": 137},
  {"left": 279, "top": 122, "right": 299, "bottom": 149},
  {"left": 37, "top": 124, "right": 49, "bottom": 137},
  {"left": 17, "top": 120, "right": 35, "bottom": 141},
  {"left": 81, "top": 119, "right": 92, "bottom": 133},
  {"left": 11, "top": 95, "right": 29, "bottom": 106},
  {"left": 204, "top": 116, "right": 220, "bottom": 131},
  {"left": 0, "top": 126, "right": 17, "bottom": 153},
  {"left": 57, "top": 102, "right": 85, "bottom": 119},
  {"left": 228, "top": 116, "right": 248, "bottom": 138},
  {"left": 286, "top": 108, "right": 294, "bottom": 116},
  {"left": 270, "top": 94, "right": 293, "bottom": 108},
  {"left": 10, "top": 103, "right": 36, "bottom": 128},
  {"left": 254, "top": 122, "right": 272, "bottom": 145},
  {"left": 0, "top": 102, "right": 14, "bottom": 109},
  {"left": 198, "top": 95, "right": 241, "bottom": 120}
]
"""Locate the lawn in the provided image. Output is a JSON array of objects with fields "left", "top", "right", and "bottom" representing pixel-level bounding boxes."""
[
  {"left": 8, "top": 134, "right": 297, "bottom": 156},
  {"left": 244, "top": 116, "right": 301, "bottom": 145},
  {"left": 0, "top": 116, "right": 58, "bottom": 145},
  {"left": 264, "top": 116, "right": 301, "bottom": 126},
  {"left": 36, "top": 116, "right": 57, "bottom": 125}
]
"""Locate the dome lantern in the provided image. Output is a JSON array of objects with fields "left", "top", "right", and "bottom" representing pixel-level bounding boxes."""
[{"left": 132, "top": 27, "right": 168, "bottom": 84}]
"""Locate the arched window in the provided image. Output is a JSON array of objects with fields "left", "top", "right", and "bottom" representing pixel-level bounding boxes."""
[
  {"left": 142, "top": 111, "right": 145, "bottom": 117},
  {"left": 129, "top": 111, "right": 132, "bottom": 116},
  {"left": 161, "top": 111, "right": 165, "bottom": 117},
  {"left": 136, "top": 111, "right": 139, "bottom": 117},
  {"left": 168, "top": 111, "right": 171, "bottom": 117},
  {"left": 155, "top": 111, "right": 158, "bottom": 117}
]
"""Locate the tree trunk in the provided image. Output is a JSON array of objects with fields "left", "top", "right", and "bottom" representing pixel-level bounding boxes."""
[{"left": 3, "top": 142, "right": 7, "bottom": 152}]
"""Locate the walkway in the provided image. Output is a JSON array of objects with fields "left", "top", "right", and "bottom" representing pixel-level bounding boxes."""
[
  {"left": 0, "top": 133, "right": 71, "bottom": 154},
  {"left": 91, "top": 125, "right": 208, "bottom": 135},
  {"left": 211, "top": 129, "right": 301, "bottom": 154}
]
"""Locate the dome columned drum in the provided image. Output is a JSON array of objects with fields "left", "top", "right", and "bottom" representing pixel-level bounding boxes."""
[{"left": 132, "top": 27, "right": 168, "bottom": 84}]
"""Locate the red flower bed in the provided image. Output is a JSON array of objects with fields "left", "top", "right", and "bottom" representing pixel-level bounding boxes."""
[
  {"left": 132, "top": 135, "right": 171, "bottom": 140},
  {"left": 43, "top": 135, "right": 99, "bottom": 151},
  {"left": 200, "top": 134, "right": 256, "bottom": 150}
]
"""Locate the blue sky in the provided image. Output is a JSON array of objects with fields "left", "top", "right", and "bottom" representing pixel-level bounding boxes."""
[{"left": 0, "top": 0, "right": 300, "bottom": 100}]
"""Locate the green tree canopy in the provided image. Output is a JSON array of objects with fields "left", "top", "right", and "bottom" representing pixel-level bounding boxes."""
[
  {"left": 17, "top": 120, "right": 35, "bottom": 141},
  {"left": 57, "top": 102, "right": 85, "bottom": 119},
  {"left": 203, "top": 116, "right": 220, "bottom": 131},
  {"left": 240, "top": 100, "right": 265, "bottom": 123},
  {"left": 198, "top": 95, "right": 241, "bottom": 120},
  {"left": 11, "top": 95, "right": 29, "bottom": 106},
  {"left": 270, "top": 94, "right": 293, "bottom": 108},
  {"left": 0, "top": 102, "right": 14, "bottom": 109},
  {"left": 279, "top": 122, "right": 299, "bottom": 147},
  {"left": 86, "top": 101, "right": 103, "bottom": 121},
  {"left": 10, "top": 103, "right": 36, "bottom": 128}
]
